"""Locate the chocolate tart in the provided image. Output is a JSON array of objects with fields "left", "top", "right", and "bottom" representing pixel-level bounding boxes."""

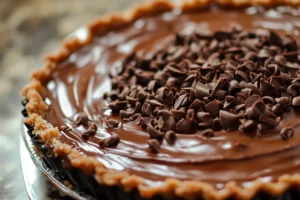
[{"left": 21, "top": 0, "right": 300, "bottom": 199}]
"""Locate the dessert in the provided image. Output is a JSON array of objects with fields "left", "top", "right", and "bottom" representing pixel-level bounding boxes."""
[{"left": 21, "top": 0, "right": 300, "bottom": 199}]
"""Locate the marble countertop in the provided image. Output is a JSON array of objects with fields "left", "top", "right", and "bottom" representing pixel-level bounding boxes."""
[{"left": 0, "top": 0, "right": 143, "bottom": 199}]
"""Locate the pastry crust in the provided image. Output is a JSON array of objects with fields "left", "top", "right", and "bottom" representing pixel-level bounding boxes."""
[{"left": 21, "top": 0, "right": 300, "bottom": 199}]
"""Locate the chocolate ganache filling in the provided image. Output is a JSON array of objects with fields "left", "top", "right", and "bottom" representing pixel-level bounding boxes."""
[{"left": 44, "top": 6, "right": 300, "bottom": 188}]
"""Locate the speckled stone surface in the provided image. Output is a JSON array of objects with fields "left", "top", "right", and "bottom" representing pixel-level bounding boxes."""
[{"left": 0, "top": 0, "right": 143, "bottom": 199}]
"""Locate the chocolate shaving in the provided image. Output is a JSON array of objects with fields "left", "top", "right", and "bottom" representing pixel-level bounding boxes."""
[
  {"left": 174, "top": 93, "right": 188, "bottom": 109},
  {"left": 120, "top": 110, "right": 133, "bottom": 120},
  {"left": 220, "top": 110, "right": 241, "bottom": 130},
  {"left": 81, "top": 132, "right": 90, "bottom": 140},
  {"left": 165, "top": 131, "right": 176, "bottom": 145},
  {"left": 214, "top": 31, "right": 231, "bottom": 40},
  {"left": 212, "top": 118, "right": 222, "bottom": 131},
  {"left": 149, "top": 99, "right": 163, "bottom": 107},
  {"left": 276, "top": 97, "right": 291, "bottom": 110},
  {"left": 258, "top": 114, "right": 277, "bottom": 127},
  {"left": 211, "top": 80, "right": 223, "bottom": 96},
  {"left": 140, "top": 117, "right": 154, "bottom": 129},
  {"left": 104, "top": 27, "right": 300, "bottom": 143},
  {"left": 257, "top": 123, "right": 269, "bottom": 134},
  {"left": 270, "top": 31, "right": 282, "bottom": 46},
  {"left": 106, "top": 119, "right": 120, "bottom": 128},
  {"left": 99, "top": 134, "right": 120, "bottom": 148},
  {"left": 142, "top": 102, "right": 153, "bottom": 116},
  {"left": 245, "top": 95, "right": 260, "bottom": 108},
  {"left": 190, "top": 99, "right": 203, "bottom": 112},
  {"left": 239, "top": 120, "right": 256, "bottom": 133},
  {"left": 158, "top": 110, "right": 176, "bottom": 131},
  {"left": 148, "top": 139, "right": 161, "bottom": 154},
  {"left": 195, "top": 82, "right": 210, "bottom": 99},
  {"left": 176, "top": 118, "right": 194, "bottom": 132},
  {"left": 280, "top": 128, "right": 294, "bottom": 140},
  {"left": 132, "top": 114, "right": 142, "bottom": 125},
  {"left": 88, "top": 122, "right": 98, "bottom": 131},
  {"left": 75, "top": 112, "right": 89, "bottom": 125},
  {"left": 137, "top": 90, "right": 149, "bottom": 102},
  {"left": 147, "top": 125, "right": 164, "bottom": 139},
  {"left": 123, "top": 117, "right": 133, "bottom": 122},
  {"left": 292, "top": 97, "right": 300, "bottom": 106},
  {"left": 205, "top": 101, "right": 220, "bottom": 117},
  {"left": 81, "top": 126, "right": 97, "bottom": 140},
  {"left": 200, "top": 129, "right": 214, "bottom": 138}
]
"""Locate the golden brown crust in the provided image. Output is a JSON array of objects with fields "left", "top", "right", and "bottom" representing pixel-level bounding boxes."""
[
  {"left": 216, "top": 0, "right": 300, "bottom": 6},
  {"left": 21, "top": 0, "right": 300, "bottom": 199}
]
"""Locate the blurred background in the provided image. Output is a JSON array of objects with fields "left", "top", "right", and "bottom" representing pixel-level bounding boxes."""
[{"left": 0, "top": 0, "right": 144, "bottom": 199}]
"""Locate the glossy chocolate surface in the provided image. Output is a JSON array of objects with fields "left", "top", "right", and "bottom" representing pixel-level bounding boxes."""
[{"left": 44, "top": 6, "right": 300, "bottom": 188}]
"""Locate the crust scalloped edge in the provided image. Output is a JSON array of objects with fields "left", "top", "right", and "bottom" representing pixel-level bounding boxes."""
[{"left": 21, "top": 0, "right": 300, "bottom": 199}]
